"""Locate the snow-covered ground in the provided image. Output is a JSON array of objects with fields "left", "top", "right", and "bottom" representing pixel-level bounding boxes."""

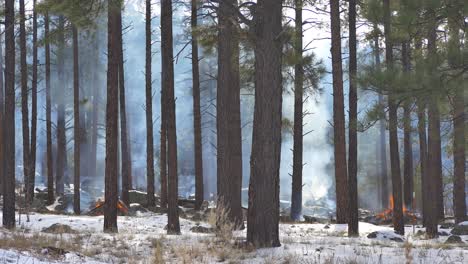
[{"left": 0, "top": 211, "right": 467, "bottom": 263}]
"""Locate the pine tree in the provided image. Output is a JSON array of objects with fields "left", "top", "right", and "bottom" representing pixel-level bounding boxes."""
[
  {"left": 330, "top": 0, "right": 348, "bottom": 224},
  {"left": 73, "top": 24, "right": 81, "bottom": 214},
  {"left": 247, "top": 0, "right": 283, "bottom": 248},
  {"left": 3, "top": 0, "right": 16, "bottom": 229},
  {"left": 162, "top": 0, "right": 181, "bottom": 234},
  {"left": 104, "top": 0, "right": 121, "bottom": 233},
  {"left": 217, "top": 0, "right": 243, "bottom": 227},
  {"left": 44, "top": 12, "right": 54, "bottom": 205}
]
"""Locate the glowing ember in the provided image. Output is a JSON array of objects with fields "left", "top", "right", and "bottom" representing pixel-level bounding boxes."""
[{"left": 91, "top": 199, "right": 129, "bottom": 215}]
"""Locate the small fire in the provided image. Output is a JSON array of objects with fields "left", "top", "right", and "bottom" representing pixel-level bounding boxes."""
[
  {"left": 376, "top": 195, "right": 416, "bottom": 222},
  {"left": 93, "top": 199, "right": 129, "bottom": 215}
]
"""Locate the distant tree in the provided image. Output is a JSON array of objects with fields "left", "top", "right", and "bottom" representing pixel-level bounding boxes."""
[
  {"left": 192, "top": 0, "right": 204, "bottom": 211},
  {"left": 56, "top": 15, "right": 66, "bottom": 195},
  {"left": 73, "top": 24, "right": 81, "bottom": 214},
  {"left": 30, "top": 0, "right": 39, "bottom": 203},
  {"left": 383, "top": 0, "right": 404, "bottom": 235},
  {"left": 402, "top": 42, "right": 413, "bottom": 210},
  {"left": 44, "top": 12, "right": 54, "bottom": 205},
  {"left": 146, "top": 0, "right": 156, "bottom": 208},
  {"left": 20, "top": 0, "right": 32, "bottom": 204},
  {"left": 117, "top": 4, "right": 131, "bottom": 206},
  {"left": 162, "top": 0, "right": 180, "bottom": 234}
]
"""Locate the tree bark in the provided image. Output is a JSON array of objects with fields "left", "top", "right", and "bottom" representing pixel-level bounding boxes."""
[
  {"left": 383, "top": 0, "right": 404, "bottom": 235},
  {"left": 347, "top": 0, "right": 358, "bottom": 236},
  {"left": 104, "top": 0, "right": 121, "bottom": 233},
  {"left": 117, "top": 8, "right": 131, "bottom": 206},
  {"left": 425, "top": 6, "right": 440, "bottom": 238},
  {"left": 192, "top": 0, "right": 204, "bottom": 211},
  {"left": 73, "top": 25, "right": 81, "bottom": 215},
  {"left": 30, "top": 0, "right": 38, "bottom": 202},
  {"left": 146, "top": 0, "right": 156, "bottom": 208},
  {"left": 402, "top": 42, "right": 413, "bottom": 210},
  {"left": 290, "top": 0, "right": 304, "bottom": 222},
  {"left": 417, "top": 100, "right": 428, "bottom": 227},
  {"left": 45, "top": 13, "right": 54, "bottom": 205},
  {"left": 447, "top": 0, "right": 466, "bottom": 224},
  {"left": 56, "top": 16, "right": 66, "bottom": 196},
  {"left": 330, "top": 0, "right": 348, "bottom": 224},
  {"left": 247, "top": 0, "right": 283, "bottom": 248},
  {"left": 373, "top": 23, "right": 389, "bottom": 210},
  {"left": 20, "top": 0, "right": 32, "bottom": 204},
  {"left": 0, "top": 28, "right": 4, "bottom": 197},
  {"left": 217, "top": 0, "right": 243, "bottom": 227},
  {"left": 3, "top": 0, "right": 16, "bottom": 229},
  {"left": 162, "top": 0, "right": 180, "bottom": 234}
]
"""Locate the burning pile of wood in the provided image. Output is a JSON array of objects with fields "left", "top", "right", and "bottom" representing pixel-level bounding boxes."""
[
  {"left": 372, "top": 195, "right": 417, "bottom": 224},
  {"left": 88, "top": 199, "right": 129, "bottom": 216}
]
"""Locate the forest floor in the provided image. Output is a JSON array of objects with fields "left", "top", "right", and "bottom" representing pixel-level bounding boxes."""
[{"left": 0, "top": 208, "right": 467, "bottom": 264}]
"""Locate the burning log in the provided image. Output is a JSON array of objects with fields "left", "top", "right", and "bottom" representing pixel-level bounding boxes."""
[
  {"left": 375, "top": 195, "right": 417, "bottom": 224},
  {"left": 88, "top": 199, "right": 129, "bottom": 216}
]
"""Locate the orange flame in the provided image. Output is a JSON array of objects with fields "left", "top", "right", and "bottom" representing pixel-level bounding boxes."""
[{"left": 376, "top": 195, "right": 416, "bottom": 222}]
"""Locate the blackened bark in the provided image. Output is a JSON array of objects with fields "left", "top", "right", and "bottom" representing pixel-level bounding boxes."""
[
  {"left": 347, "top": 0, "right": 358, "bottom": 236},
  {"left": 383, "top": 0, "right": 404, "bottom": 235},
  {"left": 290, "top": 0, "right": 304, "bottom": 222},
  {"left": 104, "top": 0, "right": 120, "bottom": 233},
  {"left": 146, "top": 0, "right": 156, "bottom": 208},
  {"left": 217, "top": 0, "right": 243, "bottom": 227},
  {"left": 192, "top": 0, "right": 204, "bottom": 211},
  {"left": 373, "top": 24, "right": 389, "bottom": 209},
  {"left": 30, "top": 0, "right": 38, "bottom": 202},
  {"left": 162, "top": 0, "right": 180, "bottom": 234},
  {"left": 402, "top": 42, "right": 413, "bottom": 210},
  {"left": 73, "top": 25, "right": 81, "bottom": 214},
  {"left": 3, "top": 0, "right": 16, "bottom": 229},
  {"left": 330, "top": 0, "right": 348, "bottom": 224},
  {"left": 56, "top": 16, "right": 66, "bottom": 195},
  {"left": 117, "top": 9, "right": 131, "bottom": 206},
  {"left": 45, "top": 13, "right": 54, "bottom": 205},
  {"left": 247, "top": 0, "right": 282, "bottom": 248},
  {"left": 20, "top": 0, "right": 32, "bottom": 204}
]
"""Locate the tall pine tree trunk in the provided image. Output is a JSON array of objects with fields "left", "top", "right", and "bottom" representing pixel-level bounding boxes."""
[
  {"left": 104, "top": 0, "right": 121, "bottom": 233},
  {"left": 162, "top": 0, "right": 180, "bottom": 234},
  {"left": 426, "top": 6, "right": 440, "bottom": 238},
  {"left": 447, "top": 0, "right": 466, "bottom": 224},
  {"left": 373, "top": 23, "right": 389, "bottom": 209},
  {"left": 30, "top": 0, "right": 38, "bottom": 201},
  {"left": 145, "top": 0, "right": 156, "bottom": 208},
  {"left": 117, "top": 9, "right": 131, "bottom": 206},
  {"left": 290, "top": 0, "right": 304, "bottom": 222},
  {"left": 73, "top": 25, "right": 81, "bottom": 214},
  {"left": 20, "top": 0, "right": 32, "bottom": 204},
  {"left": 217, "top": 0, "right": 243, "bottom": 227},
  {"left": 347, "top": 0, "right": 358, "bottom": 236},
  {"left": 90, "top": 33, "right": 99, "bottom": 181},
  {"left": 45, "top": 13, "right": 54, "bottom": 205},
  {"left": 247, "top": 0, "right": 283, "bottom": 248},
  {"left": 402, "top": 42, "right": 413, "bottom": 210},
  {"left": 0, "top": 32, "right": 4, "bottom": 197},
  {"left": 3, "top": 0, "right": 16, "bottom": 229},
  {"left": 417, "top": 101, "right": 428, "bottom": 226},
  {"left": 192, "top": 0, "right": 204, "bottom": 211},
  {"left": 383, "top": 0, "right": 404, "bottom": 235},
  {"left": 330, "top": 0, "right": 348, "bottom": 224},
  {"left": 56, "top": 16, "right": 66, "bottom": 195}
]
